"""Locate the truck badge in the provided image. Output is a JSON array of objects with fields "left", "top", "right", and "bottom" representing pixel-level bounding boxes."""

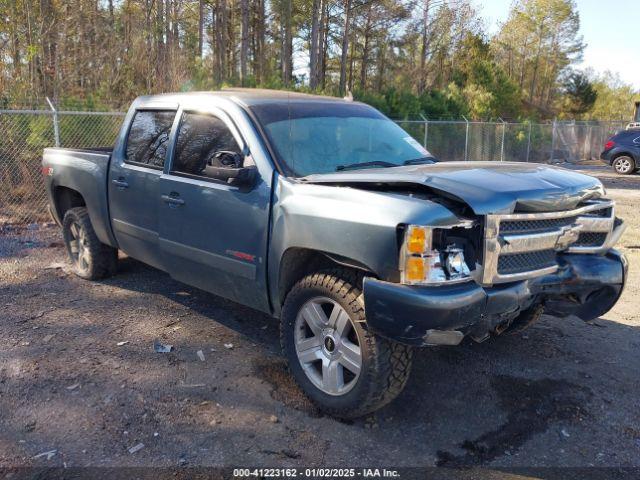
[{"left": 554, "top": 224, "right": 583, "bottom": 251}]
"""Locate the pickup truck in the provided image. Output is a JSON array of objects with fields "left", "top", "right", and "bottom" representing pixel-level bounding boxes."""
[{"left": 42, "top": 90, "right": 628, "bottom": 418}]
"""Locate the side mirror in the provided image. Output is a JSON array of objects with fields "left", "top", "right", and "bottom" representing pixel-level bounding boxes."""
[
  {"left": 211, "top": 150, "right": 243, "bottom": 168},
  {"left": 207, "top": 165, "right": 257, "bottom": 187}
]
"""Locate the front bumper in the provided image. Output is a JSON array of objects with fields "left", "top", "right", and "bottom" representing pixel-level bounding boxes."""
[{"left": 363, "top": 250, "right": 627, "bottom": 346}]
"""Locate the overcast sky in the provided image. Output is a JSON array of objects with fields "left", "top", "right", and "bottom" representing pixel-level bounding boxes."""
[{"left": 476, "top": 0, "right": 640, "bottom": 90}]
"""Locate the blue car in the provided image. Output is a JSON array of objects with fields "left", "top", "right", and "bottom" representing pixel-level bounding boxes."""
[{"left": 600, "top": 129, "right": 640, "bottom": 174}]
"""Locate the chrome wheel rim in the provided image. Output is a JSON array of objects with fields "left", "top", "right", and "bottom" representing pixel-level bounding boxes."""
[
  {"left": 68, "top": 221, "right": 89, "bottom": 271},
  {"left": 615, "top": 157, "right": 632, "bottom": 173},
  {"left": 294, "top": 297, "right": 362, "bottom": 396}
]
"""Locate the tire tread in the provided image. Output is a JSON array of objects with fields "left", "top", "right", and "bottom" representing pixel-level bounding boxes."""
[
  {"left": 63, "top": 207, "right": 117, "bottom": 280},
  {"left": 281, "top": 268, "right": 412, "bottom": 419}
]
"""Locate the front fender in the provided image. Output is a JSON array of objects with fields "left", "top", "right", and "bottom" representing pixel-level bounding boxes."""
[{"left": 267, "top": 176, "right": 460, "bottom": 315}]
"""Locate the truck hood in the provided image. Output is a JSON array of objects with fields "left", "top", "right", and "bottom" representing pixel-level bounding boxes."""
[{"left": 300, "top": 161, "right": 605, "bottom": 214}]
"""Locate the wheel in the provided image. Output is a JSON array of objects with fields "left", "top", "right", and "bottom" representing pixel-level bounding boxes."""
[
  {"left": 62, "top": 207, "right": 118, "bottom": 280},
  {"left": 612, "top": 155, "right": 635, "bottom": 175},
  {"left": 281, "top": 269, "right": 413, "bottom": 419}
]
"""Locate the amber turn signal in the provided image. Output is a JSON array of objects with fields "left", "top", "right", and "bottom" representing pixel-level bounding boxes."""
[
  {"left": 404, "top": 256, "right": 425, "bottom": 283},
  {"left": 406, "top": 225, "right": 430, "bottom": 254}
]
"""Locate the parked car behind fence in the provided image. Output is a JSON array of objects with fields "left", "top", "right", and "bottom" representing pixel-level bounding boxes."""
[{"left": 600, "top": 128, "right": 640, "bottom": 175}]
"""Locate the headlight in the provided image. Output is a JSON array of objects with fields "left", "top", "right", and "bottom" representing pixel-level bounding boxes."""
[
  {"left": 400, "top": 225, "right": 473, "bottom": 285},
  {"left": 444, "top": 247, "right": 471, "bottom": 279}
]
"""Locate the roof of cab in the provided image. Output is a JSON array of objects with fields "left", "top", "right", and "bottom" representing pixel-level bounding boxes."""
[{"left": 135, "top": 88, "right": 352, "bottom": 108}]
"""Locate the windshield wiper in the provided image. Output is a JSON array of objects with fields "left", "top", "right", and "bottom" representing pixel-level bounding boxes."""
[
  {"left": 403, "top": 157, "right": 437, "bottom": 165},
  {"left": 336, "top": 161, "right": 397, "bottom": 172}
]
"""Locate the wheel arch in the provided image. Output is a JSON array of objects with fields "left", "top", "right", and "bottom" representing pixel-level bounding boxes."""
[
  {"left": 53, "top": 186, "right": 86, "bottom": 223},
  {"left": 611, "top": 151, "right": 636, "bottom": 163},
  {"left": 275, "top": 247, "right": 375, "bottom": 315},
  {"left": 50, "top": 181, "right": 117, "bottom": 248}
]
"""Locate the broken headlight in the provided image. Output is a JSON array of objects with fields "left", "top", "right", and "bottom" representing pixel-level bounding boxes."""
[{"left": 400, "top": 224, "right": 474, "bottom": 285}]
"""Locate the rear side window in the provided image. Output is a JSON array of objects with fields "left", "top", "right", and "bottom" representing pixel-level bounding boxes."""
[
  {"left": 172, "top": 112, "right": 242, "bottom": 179},
  {"left": 125, "top": 110, "right": 176, "bottom": 168}
]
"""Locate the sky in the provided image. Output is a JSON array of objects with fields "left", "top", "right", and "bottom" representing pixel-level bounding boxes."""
[{"left": 476, "top": 0, "right": 640, "bottom": 90}]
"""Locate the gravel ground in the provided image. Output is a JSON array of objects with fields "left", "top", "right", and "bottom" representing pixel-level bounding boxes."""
[{"left": 0, "top": 165, "right": 639, "bottom": 471}]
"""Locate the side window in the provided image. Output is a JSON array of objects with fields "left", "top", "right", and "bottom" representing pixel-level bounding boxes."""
[
  {"left": 125, "top": 110, "right": 176, "bottom": 168},
  {"left": 172, "top": 112, "right": 242, "bottom": 179}
]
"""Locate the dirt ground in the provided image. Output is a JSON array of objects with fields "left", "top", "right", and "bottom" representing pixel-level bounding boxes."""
[{"left": 1, "top": 164, "right": 639, "bottom": 472}]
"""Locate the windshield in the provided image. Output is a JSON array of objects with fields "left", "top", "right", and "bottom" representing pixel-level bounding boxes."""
[{"left": 249, "top": 101, "right": 435, "bottom": 176}]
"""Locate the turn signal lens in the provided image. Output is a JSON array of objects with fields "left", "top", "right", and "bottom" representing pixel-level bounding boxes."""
[
  {"left": 404, "top": 256, "right": 425, "bottom": 282},
  {"left": 406, "top": 225, "right": 430, "bottom": 254}
]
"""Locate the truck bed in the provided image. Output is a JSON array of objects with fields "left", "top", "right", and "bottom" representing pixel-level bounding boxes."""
[
  {"left": 42, "top": 146, "right": 114, "bottom": 246},
  {"left": 46, "top": 146, "right": 113, "bottom": 155},
  {"left": 66, "top": 146, "right": 113, "bottom": 154}
]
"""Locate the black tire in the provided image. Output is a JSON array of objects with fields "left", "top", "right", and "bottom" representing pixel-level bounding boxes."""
[
  {"left": 612, "top": 155, "right": 635, "bottom": 175},
  {"left": 507, "top": 304, "right": 544, "bottom": 335},
  {"left": 281, "top": 268, "right": 413, "bottom": 419},
  {"left": 62, "top": 207, "right": 118, "bottom": 280}
]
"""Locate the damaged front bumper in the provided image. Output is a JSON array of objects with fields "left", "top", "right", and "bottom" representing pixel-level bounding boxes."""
[{"left": 362, "top": 250, "right": 627, "bottom": 346}]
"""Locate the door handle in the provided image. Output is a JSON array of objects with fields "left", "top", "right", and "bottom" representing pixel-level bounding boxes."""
[
  {"left": 112, "top": 179, "right": 129, "bottom": 189},
  {"left": 162, "top": 194, "right": 185, "bottom": 206}
]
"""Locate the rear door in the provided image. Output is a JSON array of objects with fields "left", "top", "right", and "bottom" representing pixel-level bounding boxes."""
[
  {"left": 108, "top": 108, "right": 176, "bottom": 270},
  {"left": 158, "top": 108, "right": 272, "bottom": 311}
]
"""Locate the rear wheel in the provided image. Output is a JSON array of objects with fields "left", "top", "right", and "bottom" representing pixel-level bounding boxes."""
[
  {"left": 612, "top": 155, "right": 635, "bottom": 175},
  {"left": 62, "top": 207, "right": 118, "bottom": 280},
  {"left": 281, "top": 269, "right": 413, "bottom": 419}
]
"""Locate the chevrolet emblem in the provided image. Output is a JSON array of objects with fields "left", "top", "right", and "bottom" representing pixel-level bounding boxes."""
[{"left": 554, "top": 224, "right": 583, "bottom": 251}]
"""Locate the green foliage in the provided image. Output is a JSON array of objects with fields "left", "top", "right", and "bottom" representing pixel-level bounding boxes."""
[
  {"left": 419, "top": 90, "right": 468, "bottom": 119},
  {"left": 354, "top": 88, "right": 468, "bottom": 120},
  {"left": 586, "top": 72, "right": 639, "bottom": 121},
  {"left": 0, "top": 0, "right": 633, "bottom": 121},
  {"left": 559, "top": 72, "right": 597, "bottom": 117}
]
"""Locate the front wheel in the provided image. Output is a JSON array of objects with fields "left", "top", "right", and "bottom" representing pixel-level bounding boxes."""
[
  {"left": 612, "top": 155, "right": 635, "bottom": 175},
  {"left": 281, "top": 269, "right": 412, "bottom": 419}
]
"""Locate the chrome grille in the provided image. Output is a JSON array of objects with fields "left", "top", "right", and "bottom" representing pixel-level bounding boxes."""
[
  {"left": 481, "top": 199, "right": 622, "bottom": 285},
  {"left": 500, "top": 217, "right": 578, "bottom": 234},
  {"left": 583, "top": 207, "right": 613, "bottom": 218},
  {"left": 498, "top": 250, "right": 557, "bottom": 275},
  {"left": 574, "top": 231, "right": 608, "bottom": 247}
]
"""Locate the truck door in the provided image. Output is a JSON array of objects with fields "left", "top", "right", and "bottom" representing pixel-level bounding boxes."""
[
  {"left": 108, "top": 109, "right": 177, "bottom": 270},
  {"left": 158, "top": 109, "right": 272, "bottom": 312}
]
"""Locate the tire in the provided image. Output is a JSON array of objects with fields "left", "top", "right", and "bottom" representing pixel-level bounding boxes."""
[
  {"left": 612, "top": 155, "right": 635, "bottom": 175},
  {"left": 62, "top": 207, "right": 118, "bottom": 280},
  {"left": 507, "top": 304, "right": 544, "bottom": 335},
  {"left": 281, "top": 268, "right": 413, "bottom": 419}
]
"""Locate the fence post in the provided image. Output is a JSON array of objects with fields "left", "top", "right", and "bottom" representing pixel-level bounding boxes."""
[
  {"left": 499, "top": 117, "right": 506, "bottom": 162},
  {"left": 525, "top": 121, "right": 532, "bottom": 162},
  {"left": 463, "top": 115, "right": 469, "bottom": 161},
  {"left": 420, "top": 114, "right": 428, "bottom": 149},
  {"left": 550, "top": 118, "right": 556, "bottom": 163},
  {"left": 46, "top": 97, "right": 60, "bottom": 147}
]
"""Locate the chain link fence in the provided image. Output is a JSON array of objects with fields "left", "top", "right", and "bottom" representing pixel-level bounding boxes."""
[
  {"left": 0, "top": 110, "right": 124, "bottom": 234},
  {"left": 399, "top": 119, "right": 627, "bottom": 164},
  {"left": 0, "top": 109, "right": 629, "bottom": 231}
]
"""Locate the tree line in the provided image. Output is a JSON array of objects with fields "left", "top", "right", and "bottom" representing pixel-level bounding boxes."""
[{"left": 0, "top": 0, "right": 636, "bottom": 120}]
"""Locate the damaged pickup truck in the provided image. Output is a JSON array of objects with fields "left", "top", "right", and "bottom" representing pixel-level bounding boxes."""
[{"left": 42, "top": 90, "right": 627, "bottom": 418}]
